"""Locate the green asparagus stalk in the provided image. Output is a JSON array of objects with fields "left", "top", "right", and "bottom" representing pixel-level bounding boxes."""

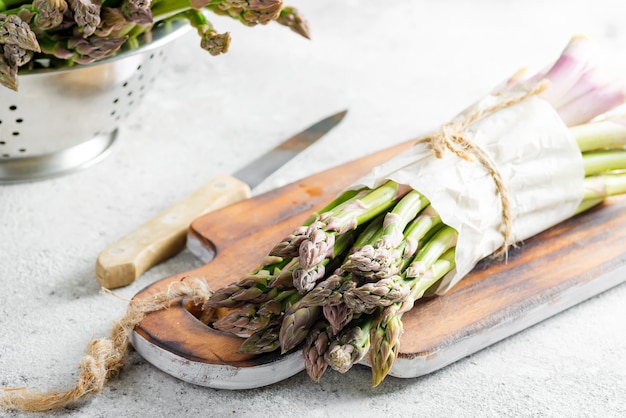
[
  {"left": 269, "top": 188, "right": 365, "bottom": 258},
  {"left": 297, "top": 271, "right": 356, "bottom": 308},
  {"left": 322, "top": 302, "right": 353, "bottom": 335},
  {"left": 571, "top": 119, "right": 626, "bottom": 152},
  {"left": 582, "top": 150, "right": 626, "bottom": 176},
  {"left": 341, "top": 190, "right": 430, "bottom": 280},
  {"left": 276, "top": 6, "right": 310, "bottom": 39},
  {"left": 94, "top": 7, "right": 128, "bottom": 37},
  {"left": 325, "top": 315, "right": 372, "bottom": 374},
  {"left": 204, "top": 258, "right": 288, "bottom": 308},
  {"left": 297, "top": 213, "right": 388, "bottom": 308},
  {"left": 0, "top": 13, "right": 35, "bottom": 88},
  {"left": 293, "top": 182, "right": 406, "bottom": 295},
  {"left": 291, "top": 226, "right": 359, "bottom": 293},
  {"left": 237, "top": 320, "right": 281, "bottom": 354},
  {"left": 212, "top": 289, "right": 300, "bottom": 337},
  {"left": 0, "top": 13, "right": 38, "bottom": 50},
  {"left": 368, "top": 305, "right": 403, "bottom": 387},
  {"left": 120, "top": 0, "right": 152, "bottom": 25},
  {"left": 37, "top": 34, "right": 129, "bottom": 65},
  {"left": 15, "top": 0, "right": 67, "bottom": 30},
  {"left": 342, "top": 209, "right": 444, "bottom": 312},
  {"left": 0, "top": 48, "right": 17, "bottom": 90},
  {"left": 576, "top": 172, "right": 626, "bottom": 214},
  {"left": 369, "top": 248, "right": 456, "bottom": 387},
  {"left": 302, "top": 320, "right": 332, "bottom": 382},
  {"left": 207, "top": 0, "right": 282, "bottom": 27},
  {"left": 404, "top": 225, "right": 457, "bottom": 280},
  {"left": 67, "top": 0, "right": 101, "bottom": 37},
  {"left": 182, "top": 8, "right": 230, "bottom": 56},
  {"left": 279, "top": 302, "right": 320, "bottom": 353}
]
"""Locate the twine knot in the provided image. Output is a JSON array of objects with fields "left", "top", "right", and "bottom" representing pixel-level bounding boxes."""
[{"left": 417, "top": 80, "right": 550, "bottom": 256}]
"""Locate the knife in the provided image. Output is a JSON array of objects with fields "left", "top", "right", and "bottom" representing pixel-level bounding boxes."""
[{"left": 95, "top": 110, "right": 347, "bottom": 289}]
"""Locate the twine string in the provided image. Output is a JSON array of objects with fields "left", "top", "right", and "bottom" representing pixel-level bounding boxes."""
[
  {"left": 417, "top": 80, "right": 550, "bottom": 256},
  {"left": 0, "top": 278, "right": 212, "bottom": 413}
]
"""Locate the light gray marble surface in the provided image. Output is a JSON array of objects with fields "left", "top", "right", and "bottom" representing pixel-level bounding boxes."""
[{"left": 2, "top": 1, "right": 626, "bottom": 416}]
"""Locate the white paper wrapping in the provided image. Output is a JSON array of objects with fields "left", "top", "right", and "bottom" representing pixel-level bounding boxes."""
[{"left": 351, "top": 95, "right": 586, "bottom": 294}]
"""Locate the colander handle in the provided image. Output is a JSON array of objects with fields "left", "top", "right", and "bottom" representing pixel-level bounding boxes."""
[{"left": 95, "top": 175, "right": 251, "bottom": 289}]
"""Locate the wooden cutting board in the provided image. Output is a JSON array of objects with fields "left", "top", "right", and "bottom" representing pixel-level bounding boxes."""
[{"left": 131, "top": 140, "right": 626, "bottom": 389}]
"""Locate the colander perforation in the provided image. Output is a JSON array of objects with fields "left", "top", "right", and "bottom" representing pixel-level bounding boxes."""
[{"left": 0, "top": 19, "right": 190, "bottom": 182}]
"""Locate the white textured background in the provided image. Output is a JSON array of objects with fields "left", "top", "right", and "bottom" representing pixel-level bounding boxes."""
[{"left": 2, "top": 1, "right": 626, "bottom": 416}]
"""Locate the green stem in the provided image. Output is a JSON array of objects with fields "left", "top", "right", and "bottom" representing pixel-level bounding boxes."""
[
  {"left": 405, "top": 225, "right": 457, "bottom": 279},
  {"left": 0, "top": 0, "right": 26, "bottom": 12},
  {"left": 327, "top": 181, "right": 405, "bottom": 232},
  {"left": 150, "top": 0, "right": 193, "bottom": 21},
  {"left": 408, "top": 247, "right": 456, "bottom": 300},
  {"left": 571, "top": 120, "right": 626, "bottom": 152},
  {"left": 582, "top": 172, "right": 626, "bottom": 201},
  {"left": 380, "top": 190, "right": 429, "bottom": 239},
  {"left": 181, "top": 8, "right": 210, "bottom": 33},
  {"left": 304, "top": 188, "right": 363, "bottom": 226},
  {"left": 403, "top": 207, "right": 442, "bottom": 248},
  {"left": 582, "top": 150, "right": 626, "bottom": 175},
  {"left": 350, "top": 212, "right": 386, "bottom": 250}
]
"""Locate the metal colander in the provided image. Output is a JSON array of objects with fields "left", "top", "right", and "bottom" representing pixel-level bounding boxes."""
[{"left": 0, "top": 20, "right": 190, "bottom": 183}]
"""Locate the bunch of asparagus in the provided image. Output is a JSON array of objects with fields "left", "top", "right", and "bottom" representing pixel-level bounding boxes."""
[
  {"left": 204, "top": 35, "right": 626, "bottom": 386},
  {"left": 0, "top": 0, "right": 309, "bottom": 90}
]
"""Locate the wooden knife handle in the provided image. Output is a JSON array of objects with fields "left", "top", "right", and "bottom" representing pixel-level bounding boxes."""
[{"left": 96, "top": 175, "right": 251, "bottom": 289}]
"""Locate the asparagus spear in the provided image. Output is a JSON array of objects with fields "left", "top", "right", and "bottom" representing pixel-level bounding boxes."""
[
  {"left": 120, "top": 0, "right": 152, "bottom": 25},
  {"left": 16, "top": 0, "right": 68, "bottom": 31},
  {"left": 571, "top": 118, "right": 626, "bottom": 152},
  {"left": 237, "top": 320, "right": 282, "bottom": 354},
  {"left": 207, "top": 0, "right": 282, "bottom": 26},
  {"left": 325, "top": 315, "right": 372, "bottom": 374},
  {"left": 341, "top": 190, "right": 430, "bottom": 281},
  {"left": 279, "top": 302, "right": 320, "bottom": 353},
  {"left": 297, "top": 213, "right": 388, "bottom": 308},
  {"left": 293, "top": 182, "right": 406, "bottom": 293},
  {"left": 276, "top": 6, "right": 310, "bottom": 39},
  {"left": 67, "top": 0, "right": 101, "bottom": 37},
  {"left": 368, "top": 305, "right": 403, "bottom": 387},
  {"left": 211, "top": 290, "right": 300, "bottom": 337},
  {"left": 37, "top": 33, "right": 129, "bottom": 65},
  {"left": 204, "top": 264, "right": 285, "bottom": 308},
  {"left": 0, "top": 47, "right": 17, "bottom": 90},
  {"left": 269, "top": 189, "right": 364, "bottom": 258},
  {"left": 183, "top": 9, "right": 230, "bottom": 56},
  {"left": 322, "top": 302, "right": 353, "bottom": 335},
  {"left": 0, "top": 13, "right": 39, "bottom": 50},
  {"left": 370, "top": 247, "right": 456, "bottom": 386},
  {"left": 302, "top": 320, "right": 332, "bottom": 382},
  {"left": 342, "top": 208, "right": 444, "bottom": 312},
  {"left": 582, "top": 150, "right": 626, "bottom": 176}
]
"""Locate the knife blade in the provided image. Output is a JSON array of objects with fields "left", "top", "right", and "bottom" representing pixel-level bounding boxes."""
[{"left": 95, "top": 110, "right": 347, "bottom": 289}]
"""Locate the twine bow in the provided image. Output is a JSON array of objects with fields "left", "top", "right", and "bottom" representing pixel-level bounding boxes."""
[{"left": 417, "top": 80, "right": 550, "bottom": 256}]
